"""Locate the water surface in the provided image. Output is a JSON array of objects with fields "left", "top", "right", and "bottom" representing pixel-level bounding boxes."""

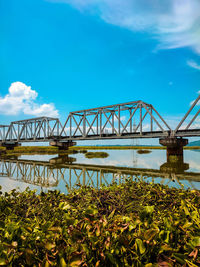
[{"left": 0, "top": 149, "right": 200, "bottom": 193}]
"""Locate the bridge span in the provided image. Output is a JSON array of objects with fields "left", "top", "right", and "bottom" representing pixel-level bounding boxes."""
[{"left": 0, "top": 95, "right": 200, "bottom": 159}]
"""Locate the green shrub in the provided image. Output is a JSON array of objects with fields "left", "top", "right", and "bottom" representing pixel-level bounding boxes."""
[{"left": 0, "top": 181, "right": 200, "bottom": 266}]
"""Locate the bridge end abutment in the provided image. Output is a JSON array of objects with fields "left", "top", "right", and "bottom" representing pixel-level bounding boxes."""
[
  {"left": 0, "top": 142, "right": 21, "bottom": 150},
  {"left": 50, "top": 140, "right": 76, "bottom": 150}
]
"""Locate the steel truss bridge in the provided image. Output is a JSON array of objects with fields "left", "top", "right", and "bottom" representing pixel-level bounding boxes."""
[
  {"left": 0, "top": 157, "right": 200, "bottom": 190},
  {"left": 0, "top": 95, "right": 200, "bottom": 144}
]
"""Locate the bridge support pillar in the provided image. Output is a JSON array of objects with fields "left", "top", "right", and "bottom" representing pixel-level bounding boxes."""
[
  {"left": 159, "top": 137, "right": 188, "bottom": 162},
  {"left": 0, "top": 142, "right": 21, "bottom": 150},
  {"left": 50, "top": 141, "right": 76, "bottom": 150},
  {"left": 159, "top": 137, "right": 189, "bottom": 173}
]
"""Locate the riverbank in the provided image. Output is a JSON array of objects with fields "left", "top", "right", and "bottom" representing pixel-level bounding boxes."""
[
  {"left": 72, "top": 145, "right": 200, "bottom": 150},
  {"left": 0, "top": 145, "right": 199, "bottom": 156},
  {"left": 0, "top": 181, "right": 199, "bottom": 266},
  {"left": 0, "top": 146, "right": 84, "bottom": 155}
]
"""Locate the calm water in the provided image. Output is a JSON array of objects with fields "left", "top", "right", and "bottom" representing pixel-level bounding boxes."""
[{"left": 0, "top": 149, "right": 200, "bottom": 193}]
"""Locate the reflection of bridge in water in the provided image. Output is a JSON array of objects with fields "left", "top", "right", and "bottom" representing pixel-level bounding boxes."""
[{"left": 0, "top": 156, "right": 200, "bottom": 190}]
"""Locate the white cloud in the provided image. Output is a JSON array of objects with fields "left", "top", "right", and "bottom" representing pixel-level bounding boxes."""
[
  {"left": 187, "top": 60, "right": 200, "bottom": 70},
  {"left": 114, "top": 115, "right": 126, "bottom": 122},
  {"left": 0, "top": 82, "right": 59, "bottom": 117},
  {"left": 50, "top": 0, "right": 200, "bottom": 54}
]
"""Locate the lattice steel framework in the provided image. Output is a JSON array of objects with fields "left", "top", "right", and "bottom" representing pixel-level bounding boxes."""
[
  {"left": 0, "top": 117, "right": 62, "bottom": 142},
  {"left": 174, "top": 95, "right": 200, "bottom": 136},
  {"left": 1, "top": 97, "right": 200, "bottom": 143},
  {"left": 60, "top": 100, "right": 171, "bottom": 140},
  {"left": 0, "top": 125, "right": 9, "bottom": 141}
]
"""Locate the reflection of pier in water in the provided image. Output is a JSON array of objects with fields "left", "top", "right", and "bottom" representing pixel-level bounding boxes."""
[{"left": 0, "top": 156, "right": 200, "bottom": 189}]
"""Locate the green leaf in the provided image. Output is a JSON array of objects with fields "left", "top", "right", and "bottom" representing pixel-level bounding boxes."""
[
  {"left": 188, "top": 237, "right": 200, "bottom": 249},
  {"left": 136, "top": 238, "right": 146, "bottom": 254},
  {"left": 60, "top": 257, "right": 67, "bottom": 267},
  {"left": 108, "top": 209, "right": 115, "bottom": 219},
  {"left": 185, "top": 260, "right": 199, "bottom": 267},
  {"left": 44, "top": 261, "right": 50, "bottom": 267},
  {"left": 173, "top": 253, "right": 186, "bottom": 265},
  {"left": 0, "top": 259, "right": 7, "bottom": 266},
  {"left": 144, "top": 206, "right": 154, "bottom": 214},
  {"left": 69, "top": 258, "right": 83, "bottom": 266},
  {"left": 181, "top": 200, "right": 190, "bottom": 215},
  {"left": 45, "top": 242, "right": 56, "bottom": 250},
  {"left": 59, "top": 202, "right": 71, "bottom": 210},
  {"left": 84, "top": 206, "right": 98, "bottom": 216},
  {"left": 105, "top": 252, "right": 117, "bottom": 265},
  {"left": 144, "top": 228, "right": 159, "bottom": 241},
  {"left": 182, "top": 221, "right": 193, "bottom": 229}
]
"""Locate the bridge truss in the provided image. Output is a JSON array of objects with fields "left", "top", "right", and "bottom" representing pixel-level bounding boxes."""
[
  {"left": 0, "top": 117, "right": 62, "bottom": 142},
  {"left": 174, "top": 95, "right": 200, "bottom": 137},
  {"left": 0, "top": 96, "right": 200, "bottom": 144},
  {"left": 60, "top": 100, "right": 171, "bottom": 140}
]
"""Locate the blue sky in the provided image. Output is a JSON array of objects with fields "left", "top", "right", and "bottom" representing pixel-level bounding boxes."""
[{"left": 1, "top": 0, "right": 200, "bottom": 133}]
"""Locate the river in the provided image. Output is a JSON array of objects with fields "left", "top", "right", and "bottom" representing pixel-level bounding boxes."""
[{"left": 0, "top": 149, "right": 200, "bottom": 193}]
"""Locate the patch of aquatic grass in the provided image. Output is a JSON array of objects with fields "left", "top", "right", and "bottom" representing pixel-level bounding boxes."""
[
  {"left": 1, "top": 146, "right": 78, "bottom": 155},
  {"left": 15, "top": 146, "right": 58, "bottom": 152},
  {"left": 72, "top": 145, "right": 200, "bottom": 150},
  {"left": 71, "top": 145, "right": 166, "bottom": 150},
  {"left": 85, "top": 151, "right": 109, "bottom": 158},
  {"left": 137, "top": 149, "right": 152, "bottom": 154}
]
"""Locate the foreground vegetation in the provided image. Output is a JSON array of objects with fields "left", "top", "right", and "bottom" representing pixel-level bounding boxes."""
[{"left": 0, "top": 181, "right": 200, "bottom": 266}]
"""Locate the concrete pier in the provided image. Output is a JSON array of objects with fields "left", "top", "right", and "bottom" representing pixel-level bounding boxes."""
[
  {"left": 159, "top": 137, "right": 188, "bottom": 161},
  {"left": 159, "top": 137, "right": 189, "bottom": 173},
  {"left": 0, "top": 142, "right": 21, "bottom": 150},
  {"left": 50, "top": 140, "right": 76, "bottom": 150}
]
